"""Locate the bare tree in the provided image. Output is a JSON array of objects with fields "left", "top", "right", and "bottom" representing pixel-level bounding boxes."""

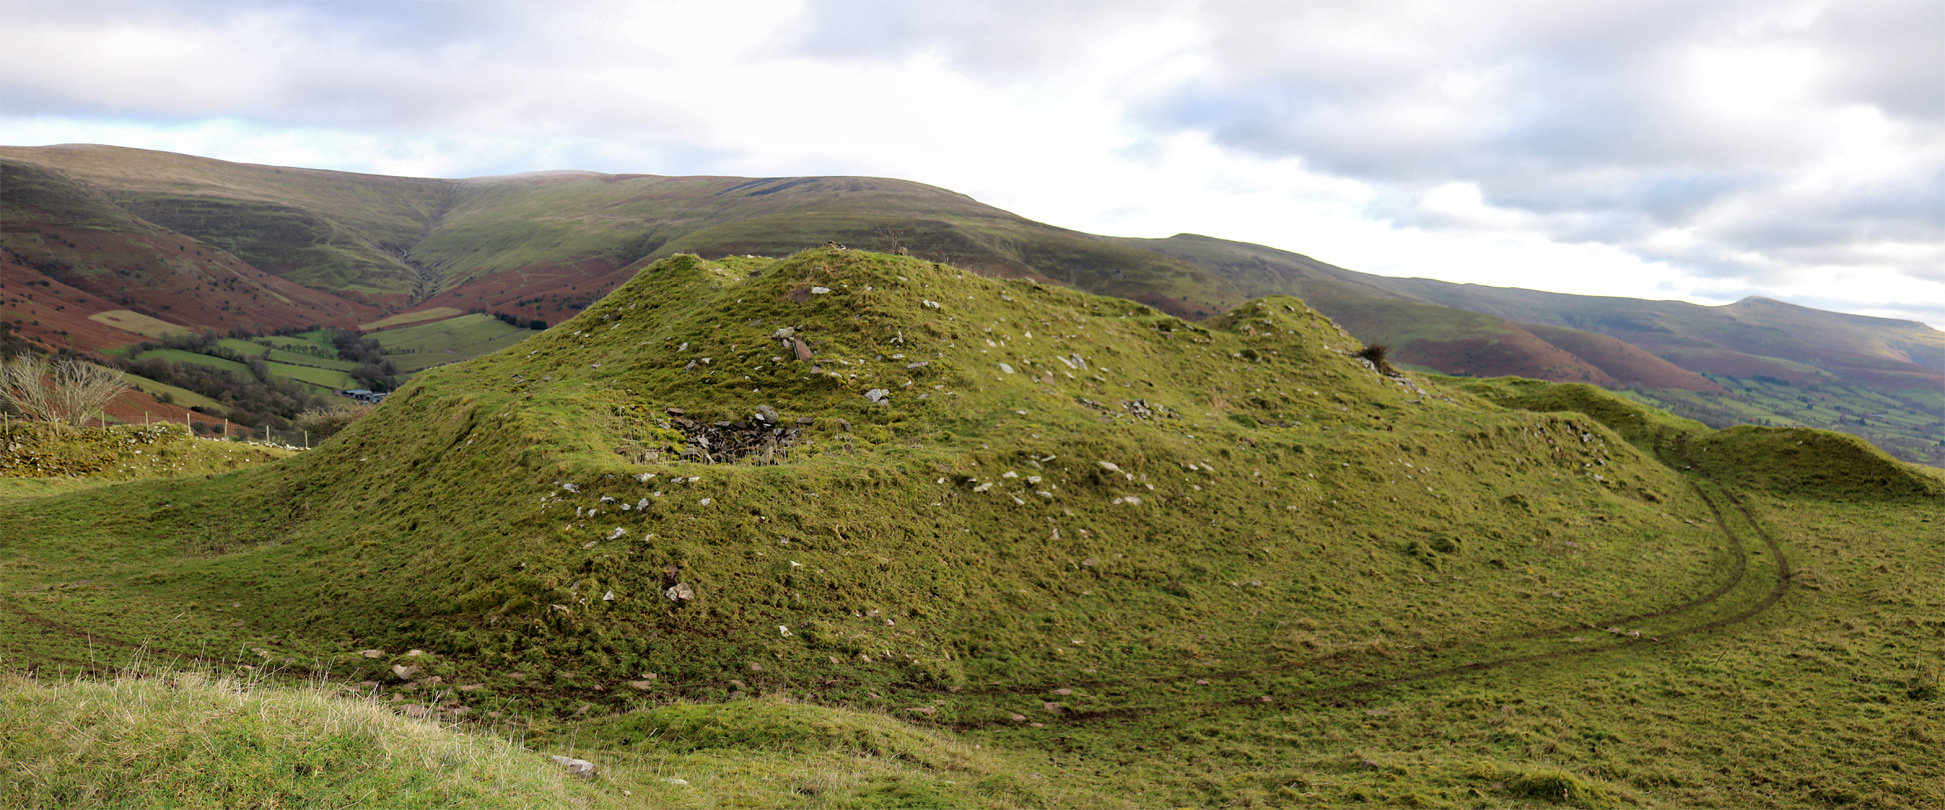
[{"left": 0, "top": 355, "right": 130, "bottom": 426}]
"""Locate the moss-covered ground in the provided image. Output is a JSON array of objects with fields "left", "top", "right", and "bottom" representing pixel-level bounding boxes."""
[{"left": 2, "top": 249, "right": 1939, "bottom": 807}]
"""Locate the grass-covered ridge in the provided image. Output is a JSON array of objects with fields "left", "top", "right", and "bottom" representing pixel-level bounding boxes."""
[
  {"left": 0, "top": 669, "right": 1085, "bottom": 809},
  {"left": 0, "top": 422, "right": 296, "bottom": 480},
  {"left": 4, "top": 248, "right": 1940, "bottom": 807}
]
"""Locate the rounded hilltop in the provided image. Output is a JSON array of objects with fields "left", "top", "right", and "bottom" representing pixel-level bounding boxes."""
[{"left": 240, "top": 248, "right": 1724, "bottom": 709}]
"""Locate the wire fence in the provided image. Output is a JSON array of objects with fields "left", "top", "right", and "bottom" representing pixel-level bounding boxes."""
[
  {"left": 117, "top": 413, "right": 319, "bottom": 448},
  {"left": 1, "top": 411, "right": 321, "bottom": 448}
]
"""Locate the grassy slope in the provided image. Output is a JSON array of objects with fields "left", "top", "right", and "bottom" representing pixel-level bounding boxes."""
[
  {"left": 121, "top": 370, "right": 225, "bottom": 411},
  {"left": 0, "top": 158, "right": 376, "bottom": 355},
  {"left": 4, "top": 249, "right": 1939, "bottom": 806},
  {"left": 1, "top": 144, "right": 450, "bottom": 297},
  {"left": 10, "top": 145, "right": 1935, "bottom": 467},
  {"left": 0, "top": 423, "right": 297, "bottom": 480},
  {"left": 370, "top": 312, "right": 536, "bottom": 373},
  {"left": 411, "top": 173, "right": 1246, "bottom": 321},
  {"left": 1125, "top": 233, "right": 1944, "bottom": 465}
]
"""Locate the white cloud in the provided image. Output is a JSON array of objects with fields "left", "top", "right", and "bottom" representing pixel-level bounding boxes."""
[{"left": 0, "top": 0, "right": 1939, "bottom": 328}]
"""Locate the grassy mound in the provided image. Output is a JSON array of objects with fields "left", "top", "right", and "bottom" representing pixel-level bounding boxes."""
[
  {"left": 5, "top": 248, "right": 1937, "bottom": 806},
  {"left": 0, "top": 250, "right": 1723, "bottom": 705},
  {"left": 0, "top": 669, "right": 1083, "bottom": 810},
  {"left": 0, "top": 671, "right": 597, "bottom": 809},
  {"left": 1687, "top": 425, "right": 1945, "bottom": 501},
  {"left": 1452, "top": 377, "right": 1710, "bottom": 452},
  {"left": 0, "top": 422, "right": 298, "bottom": 479}
]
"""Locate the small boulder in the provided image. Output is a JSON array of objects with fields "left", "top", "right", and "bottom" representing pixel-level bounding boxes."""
[{"left": 549, "top": 755, "right": 597, "bottom": 779}]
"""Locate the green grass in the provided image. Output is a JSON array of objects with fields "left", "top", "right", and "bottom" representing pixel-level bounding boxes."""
[
  {"left": 133, "top": 347, "right": 253, "bottom": 375},
  {"left": 1631, "top": 376, "right": 1945, "bottom": 467},
  {"left": 0, "top": 670, "right": 603, "bottom": 809},
  {"left": 265, "top": 359, "right": 357, "bottom": 392},
  {"left": 370, "top": 313, "right": 534, "bottom": 373},
  {"left": 0, "top": 422, "right": 298, "bottom": 480},
  {"left": 121, "top": 370, "right": 225, "bottom": 411},
  {"left": 263, "top": 346, "right": 359, "bottom": 372},
  {"left": 2, "top": 249, "right": 1939, "bottom": 807},
  {"left": 0, "top": 667, "right": 1101, "bottom": 810},
  {"left": 132, "top": 343, "right": 359, "bottom": 393}
]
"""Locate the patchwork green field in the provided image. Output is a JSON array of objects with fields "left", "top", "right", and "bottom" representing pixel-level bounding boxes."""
[
  {"left": 1632, "top": 377, "right": 1945, "bottom": 467},
  {"left": 369, "top": 312, "right": 534, "bottom": 373},
  {"left": 7, "top": 145, "right": 1937, "bottom": 472},
  {"left": 2, "top": 249, "right": 1939, "bottom": 808}
]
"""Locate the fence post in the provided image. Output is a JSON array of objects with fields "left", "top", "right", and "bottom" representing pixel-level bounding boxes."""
[
  {"left": 223, "top": 418, "right": 229, "bottom": 439},
  {"left": 304, "top": 430, "right": 309, "bottom": 448}
]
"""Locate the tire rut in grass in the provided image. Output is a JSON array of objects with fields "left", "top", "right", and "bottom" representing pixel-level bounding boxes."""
[
  {"left": 944, "top": 434, "right": 1794, "bottom": 729},
  {"left": 0, "top": 600, "right": 229, "bottom": 669}
]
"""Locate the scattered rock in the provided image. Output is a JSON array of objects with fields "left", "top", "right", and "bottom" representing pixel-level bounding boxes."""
[
  {"left": 665, "top": 583, "right": 695, "bottom": 601},
  {"left": 360, "top": 649, "right": 384, "bottom": 659},
  {"left": 390, "top": 664, "right": 417, "bottom": 681},
  {"left": 811, "top": 286, "right": 832, "bottom": 295},
  {"left": 793, "top": 337, "right": 813, "bottom": 361},
  {"left": 669, "top": 411, "right": 803, "bottom": 465},
  {"left": 865, "top": 389, "right": 890, "bottom": 403},
  {"left": 1052, "top": 688, "right": 1074, "bottom": 696},
  {"left": 550, "top": 755, "right": 597, "bottom": 779},
  {"left": 627, "top": 680, "right": 656, "bottom": 691},
  {"left": 998, "top": 363, "right": 1015, "bottom": 374},
  {"left": 1010, "top": 713, "right": 1028, "bottom": 722}
]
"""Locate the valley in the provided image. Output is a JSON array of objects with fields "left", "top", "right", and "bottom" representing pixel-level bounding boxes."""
[
  {"left": 4, "top": 145, "right": 1939, "bottom": 466},
  {"left": 3, "top": 249, "right": 1940, "bottom": 807}
]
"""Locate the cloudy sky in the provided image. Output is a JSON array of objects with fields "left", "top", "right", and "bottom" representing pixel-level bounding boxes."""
[{"left": 5, "top": 0, "right": 1942, "bottom": 327}]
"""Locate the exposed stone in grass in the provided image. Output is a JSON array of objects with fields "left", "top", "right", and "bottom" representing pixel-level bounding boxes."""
[{"left": 548, "top": 755, "right": 597, "bottom": 779}]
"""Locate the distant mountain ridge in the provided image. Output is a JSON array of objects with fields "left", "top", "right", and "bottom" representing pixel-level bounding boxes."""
[{"left": 2, "top": 144, "right": 1938, "bottom": 463}]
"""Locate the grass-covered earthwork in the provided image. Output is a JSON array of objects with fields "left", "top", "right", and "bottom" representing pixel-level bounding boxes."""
[{"left": 2, "top": 249, "right": 1938, "bottom": 807}]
